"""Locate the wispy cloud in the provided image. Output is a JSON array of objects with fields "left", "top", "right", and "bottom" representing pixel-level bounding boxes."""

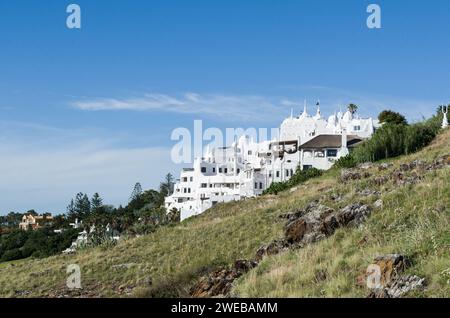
[
  {"left": 72, "top": 93, "right": 293, "bottom": 122},
  {"left": 0, "top": 121, "right": 177, "bottom": 214}
]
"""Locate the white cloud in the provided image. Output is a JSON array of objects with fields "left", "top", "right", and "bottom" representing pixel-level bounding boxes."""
[
  {"left": 72, "top": 93, "right": 291, "bottom": 122},
  {"left": 0, "top": 122, "right": 177, "bottom": 215}
]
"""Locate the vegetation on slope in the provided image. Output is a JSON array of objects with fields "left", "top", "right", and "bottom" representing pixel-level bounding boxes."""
[
  {"left": 0, "top": 111, "right": 448, "bottom": 298},
  {"left": 234, "top": 130, "right": 450, "bottom": 297}
]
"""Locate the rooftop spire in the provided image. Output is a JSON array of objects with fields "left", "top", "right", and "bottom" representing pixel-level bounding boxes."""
[{"left": 303, "top": 99, "right": 308, "bottom": 115}]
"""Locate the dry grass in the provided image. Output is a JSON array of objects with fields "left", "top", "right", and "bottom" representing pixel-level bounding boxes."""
[{"left": 0, "top": 129, "right": 449, "bottom": 298}]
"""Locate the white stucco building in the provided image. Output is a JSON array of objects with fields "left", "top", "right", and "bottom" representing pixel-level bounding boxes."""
[{"left": 165, "top": 102, "right": 380, "bottom": 221}]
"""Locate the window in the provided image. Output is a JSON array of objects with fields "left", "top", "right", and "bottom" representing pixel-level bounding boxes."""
[
  {"left": 285, "top": 169, "right": 289, "bottom": 177},
  {"left": 190, "top": 177, "right": 193, "bottom": 182},
  {"left": 255, "top": 183, "right": 258, "bottom": 189},
  {"left": 224, "top": 168, "right": 228, "bottom": 174},
  {"left": 183, "top": 188, "right": 187, "bottom": 193},
  {"left": 276, "top": 171, "right": 280, "bottom": 178},
  {"left": 248, "top": 151, "right": 252, "bottom": 155},
  {"left": 303, "top": 165, "right": 313, "bottom": 170},
  {"left": 237, "top": 168, "right": 240, "bottom": 174},
  {"left": 353, "top": 125, "right": 361, "bottom": 131},
  {"left": 188, "top": 188, "right": 191, "bottom": 193},
  {"left": 327, "top": 149, "right": 338, "bottom": 157},
  {"left": 213, "top": 167, "right": 216, "bottom": 173},
  {"left": 259, "top": 182, "right": 263, "bottom": 189},
  {"left": 182, "top": 177, "right": 187, "bottom": 182},
  {"left": 219, "top": 168, "right": 223, "bottom": 173},
  {"left": 315, "top": 151, "right": 325, "bottom": 158},
  {"left": 201, "top": 167, "right": 206, "bottom": 173}
]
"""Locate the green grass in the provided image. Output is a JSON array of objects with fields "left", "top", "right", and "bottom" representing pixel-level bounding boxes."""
[{"left": 0, "top": 129, "right": 449, "bottom": 298}]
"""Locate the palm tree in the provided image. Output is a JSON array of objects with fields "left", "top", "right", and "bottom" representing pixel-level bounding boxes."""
[{"left": 348, "top": 103, "right": 358, "bottom": 114}]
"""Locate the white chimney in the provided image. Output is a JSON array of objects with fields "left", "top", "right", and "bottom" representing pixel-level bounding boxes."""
[{"left": 341, "top": 129, "right": 349, "bottom": 156}]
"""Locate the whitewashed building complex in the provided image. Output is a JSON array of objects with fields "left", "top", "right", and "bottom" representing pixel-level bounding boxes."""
[{"left": 165, "top": 102, "right": 380, "bottom": 220}]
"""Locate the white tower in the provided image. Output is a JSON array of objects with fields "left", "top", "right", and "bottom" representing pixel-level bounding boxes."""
[{"left": 442, "top": 105, "right": 449, "bottom": 129}]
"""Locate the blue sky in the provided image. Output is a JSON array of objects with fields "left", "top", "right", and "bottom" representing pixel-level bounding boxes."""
[{"left": 0, "top": 0, "right": 449, "bottom": 214}]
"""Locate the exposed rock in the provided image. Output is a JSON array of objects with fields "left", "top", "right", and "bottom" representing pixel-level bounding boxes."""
[
  {"left": 190, "top": 268, "right": 237, "bottom": 297},
  {"left": 372, "top": 175, "right": 389, "bottom": 186},
  {"left": 425, "top": 153, "right": 450, "bottom": 171},
  {"left": 372, "top": 254, "right": 410, "bottom": 286},
  {"left": 341, "top": 169, "right": 371, "bottom": 182},
  {"left": 255, "top": 239, "right": 288, "bottom": 261},
  {"left": 374, "top": 199, "right": 383, "bottom": 209},
  {"left": 358, "top": 162, "right": 375, "bottom": 170},
  {"left": 386, "top": 275, "right": 426, "bottom": 298},
  {"left": 190, "top": 260, "right": 258, "bottom": 297},
  {"left": 392, "top": 171, "right": 423, "bottom": 186},
  {"left": 334, "top": 203, "right": 372, "bottom": 227},
  {"left": 233, "top": 259, "right": 258, "bottom": 273},
  {"left": 360, "top": 254, "right": 413, "bottom": 298},
  {"left": 357, "top": 188, "right": 381, "bottom": 197},
  {"left": 112, "top": 263, "right": 135, "bottom": 270},
  {"left": 313, "top": 269, "right": 328, "bottom": 283},
  {"left": 330, "top": 193, "right": 343, "bottom": 202},
  {"left": 284, "top": 203, "right": 335, "bottom": 243},
  {"left": 378, "top": 163, "right": 393, "bottom": 171},
  {"left": 190, "top": 260, "right": 258, "bottom": 298}
]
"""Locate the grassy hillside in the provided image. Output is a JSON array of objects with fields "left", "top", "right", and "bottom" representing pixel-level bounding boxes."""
[{"left": 0, "top": 129, "right": 449, "bottom": 298}]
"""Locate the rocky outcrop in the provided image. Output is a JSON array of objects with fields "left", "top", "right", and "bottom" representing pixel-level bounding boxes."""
[
  {"left": 340, "top": 169, "right": 371, "bottom": 182},
  {"left": 190, "top": 260, "right": 258, "bottom": 298},
  {"left": 358, "top": 254, "right": 425, "bottom": 298},
  {"left": 255, "top": 239, "right": 289, "bottom": 262}
]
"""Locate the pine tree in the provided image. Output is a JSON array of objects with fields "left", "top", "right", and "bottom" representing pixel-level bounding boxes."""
[
  {"left": 129, "top": 183, "right": 143, "bottom": 203},
  {"left": 159, "top": 173, "right": 174, "bottom": 197},
  {"left": 91, "top": 193, "right": 103, "bottom": 212}
]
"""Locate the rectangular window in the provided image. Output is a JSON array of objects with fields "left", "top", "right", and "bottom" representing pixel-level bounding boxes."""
[
  {"left": 201, "top": 167, "right": 206, "bottom": 173},
  {"left": 201, "top": 183, "right": 207, "bottom": 188},
  {"left": 219, "top": 168, "right": 223, "bottom": 173},
  {"left": 237, "top": 168, "right": 240, "bottom": 174},
  {"left": 259, "top": 182, "right": 263, "bottom": 189},
  {"left": 285, "top": 169, "right": 289, "bottom": 177},
  {"left": 190, "top": 177, "right": 193, "bottom": 182},
  {"left": 276, "top": 171, "right": 280, "bottom": 178},
  {"left": 354, "top": 125, "right": 361, "bottom": 131},
  {"left": 213, "top": 167, "right": 216, "bottom": 173},
  {"left": 303, "top": 165, "right": 313, "bottom": 171},
  {"left": 224, "top": 168, "right": 228, "bottom": 173},
  {"left": 255, "top": 182, "right": 258, "bottom": 189},
  {"left": 182, "top": 177, "right": 187, "bottom": 182},
  {"left": 327, "top": 149, "right": 338, "bottom": 157}
]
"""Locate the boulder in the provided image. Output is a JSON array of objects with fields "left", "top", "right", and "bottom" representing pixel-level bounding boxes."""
[
  {"left": 335, "top": 203, "right": 372, "bottom": 227},
  {"left": 340, "top": 169, "right": 370, "bottom": 182},
  {"left": 359, "top": 254, "right": 411, "bottom": 295},
  {"left": 255, "top": 240, "right": 288, "bottom": 261},
  {"left": 284, "top": 218, "right": 309, "bottom": 243},
  {"left": 378, "top": 163, "right": 393, "bottom": 171},
  {"left": 374, "top": 199, "right": 383, "bottom": 209}
]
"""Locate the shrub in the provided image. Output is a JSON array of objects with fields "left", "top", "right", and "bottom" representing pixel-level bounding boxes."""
[{"left": 263, "top": 167, "right": 322, "bottom": 195}]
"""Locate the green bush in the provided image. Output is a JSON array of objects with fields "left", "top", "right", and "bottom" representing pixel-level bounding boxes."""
[
  {"left": 350, "top": 115, "right": 442, "bottom": 164},
  {"left": 263, "top": 167, "right": 322, "bottom": 195}
]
